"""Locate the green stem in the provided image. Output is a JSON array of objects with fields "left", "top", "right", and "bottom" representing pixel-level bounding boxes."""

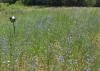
[{"left": 13, "top": 22, "right": 15, "bottom": 36}]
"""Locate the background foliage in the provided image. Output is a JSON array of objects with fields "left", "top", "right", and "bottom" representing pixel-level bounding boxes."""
[{"left": 0, "top": 0, "right": 100, "bottom": 6}]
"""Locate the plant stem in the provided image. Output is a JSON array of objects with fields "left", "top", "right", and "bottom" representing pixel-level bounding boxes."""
[{"left": 13, "top": 22, "right": 15, "bottom": 36}]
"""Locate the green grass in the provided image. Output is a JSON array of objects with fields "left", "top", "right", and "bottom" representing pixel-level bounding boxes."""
[{"left": 0, "top": 6, "right": 100, "bottom": 71}]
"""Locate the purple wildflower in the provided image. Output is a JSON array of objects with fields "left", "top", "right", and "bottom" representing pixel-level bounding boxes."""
[
  {"left": 68, "top": 48, "right": 71, "bottom": 53},
  {"left": 59, "top": 56, "right": 64, "bottom": 62},
  {"left": 32, "top": 64, "right": 36, "bottom": 70},
  {"left": 84, "top": 67, "right": 89, "bottom": 71}
]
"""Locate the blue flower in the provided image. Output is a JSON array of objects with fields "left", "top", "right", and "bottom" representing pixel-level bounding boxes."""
[
  {"left": 59, "top": 56, "right": 64, "bottom": 62},
  {"left": 84, "top": 67, "right": 89, "bottom": 71},
  {"left": 68, "top": 48, "right": 71, "bottom": 53},
  {"left": 32, "top": 64, "right": 36, "bottom": 70}
]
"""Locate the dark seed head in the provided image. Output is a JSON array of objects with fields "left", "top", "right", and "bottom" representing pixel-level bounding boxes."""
[{"left": 9, "top": 16, "right": 16, "bottom": 23}]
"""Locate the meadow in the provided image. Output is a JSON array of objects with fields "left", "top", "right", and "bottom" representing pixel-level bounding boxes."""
[{"left": 0, "top": 5, "right": 100, "bottom": 71}]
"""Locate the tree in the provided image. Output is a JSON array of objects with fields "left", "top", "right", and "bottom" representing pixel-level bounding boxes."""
[
  {"left": 8, "top": 0, "right": 99, "bottom": 7},
  {"left": 85, "top": 0, "right": 96, "bottom": 6},
  {"left": 22, "top": 0, "right": 36, "bottom": 5},
  {"left": 96, "top": 0, "right": 100, "bottom": 6},
  {"left": 50, "top": 0, "right": 62, "bottom": 6},
  {"left": 63, "top": 0, "right": 78, "bottom": 6},
  {"left": 77, "top": 0, "right": 86, "bottom": 6},
  {"left": 0, "top": 0, "right": 16, "bottom": 4}
]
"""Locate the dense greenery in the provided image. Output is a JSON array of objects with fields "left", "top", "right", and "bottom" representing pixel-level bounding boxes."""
[
  {"left": 21, "top": 0, "right": 99, "bottom": 6},
  {"left": 0, "top": 0, "right": 100, "bottom": 6},
  {"left": 0, "top": 0, "right": 16, "bottom": 4}
]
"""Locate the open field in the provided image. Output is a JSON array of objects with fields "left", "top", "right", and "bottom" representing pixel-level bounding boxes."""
[{"left": 0, "top": 6, "right": 100, "bottom": 71}]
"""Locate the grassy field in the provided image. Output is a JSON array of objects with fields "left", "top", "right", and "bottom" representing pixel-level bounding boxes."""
[{"left": 0, "top": 5, "right": 100, "bottom": 71}]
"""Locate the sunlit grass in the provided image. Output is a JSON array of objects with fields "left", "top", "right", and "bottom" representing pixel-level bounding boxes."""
[{"left": 0, "top": 7, "right": 100, "bottom": 71}]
